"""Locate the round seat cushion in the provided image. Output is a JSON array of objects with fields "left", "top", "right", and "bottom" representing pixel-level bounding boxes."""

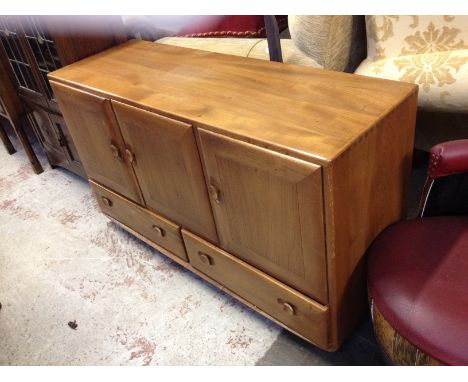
[{"left": 367, "top": 216, "right": 468, "bottom": 365}]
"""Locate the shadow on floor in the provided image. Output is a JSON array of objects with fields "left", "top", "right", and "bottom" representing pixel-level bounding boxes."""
[{"left": 256, "top": 312, "right": 387, "bottom": 366}]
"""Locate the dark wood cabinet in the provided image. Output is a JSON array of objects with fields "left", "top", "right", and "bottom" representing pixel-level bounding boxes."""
[{"left": 0, "top": 15, "right": 127, "bottom": 178}]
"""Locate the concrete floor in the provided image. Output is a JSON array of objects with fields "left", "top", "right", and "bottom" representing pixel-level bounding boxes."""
[{"left": 0, "top": 125, "right": 426, "bottom": 365}]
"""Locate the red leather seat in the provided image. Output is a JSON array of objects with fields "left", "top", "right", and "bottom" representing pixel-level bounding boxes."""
[
  {"left": 368, "top": 140, "right": 468, "bottom": 365},
  {"left": 368, "top": 216, "right": 468, "bottom": 365}
]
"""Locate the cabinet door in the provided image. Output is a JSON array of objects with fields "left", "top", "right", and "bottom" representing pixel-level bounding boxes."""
[
  {"left": 50, "top": 82, "right": 143, "bottom": 204},
  {"left": 47, "top": 112, "right": 86, "bottom": 178},
  {"left": 112, "top": 101, "right": 218, "bottom": 243},
  {"left": 29, "top": 107, "right": 68, "bottom": 168},
  {"left": 198, "top": 129, "right": 327, "bottom": 303}
]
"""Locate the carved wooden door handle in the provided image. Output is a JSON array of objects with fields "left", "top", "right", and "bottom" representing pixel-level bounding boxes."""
[
  {"left": 198, "top": 251, "right": 213, "bottom": 265},
  {"left": 125, "top": 148, "right": 136, "bottom": 164},
  {"left": 101, "top": 196, "right": 112, "bottom": 207},
  {"left": 152, "top": 224, "right": 165, "bottom": 237},
  {"left": 110, "top": 143, "right": 122, "bottom": 161},
  {"left": 277, "top": 298, "right": 296, "bottom": 315},
  {"left": 208, "top": 184, "right": 221, "bottom": 204}
]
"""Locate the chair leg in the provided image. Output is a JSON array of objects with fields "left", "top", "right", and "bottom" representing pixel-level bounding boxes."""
[
  {"left": 0, "top": 119, "right": 16, "bottom": 155},
  {"left": 264, "top": 15, "right": 283, "bottom": 63},
  {"left": 9, "top": 114, "right": 43, "bottom": 174}
]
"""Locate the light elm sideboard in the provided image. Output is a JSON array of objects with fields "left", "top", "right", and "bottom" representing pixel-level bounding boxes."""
[{"left": 49, "top": 40, "right": 417, "bottom": 351}]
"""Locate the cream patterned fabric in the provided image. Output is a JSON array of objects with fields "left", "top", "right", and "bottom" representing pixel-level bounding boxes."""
[
  {"left": 355, "top": 16, "right": 468, "bottom": 112},
  {"left": 157, "top": 37, "right": 322, "bottom": 68}
]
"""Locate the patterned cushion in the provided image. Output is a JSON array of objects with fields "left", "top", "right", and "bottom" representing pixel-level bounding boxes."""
[
  {"left": 355, "top": 16, "right": 468, "bottom": 112},
  {"left": 289, "top": 15, "right": 366, "bottom": 72},
  {"left": 157, "top": 37, "right": 322, "bottom": 68}
]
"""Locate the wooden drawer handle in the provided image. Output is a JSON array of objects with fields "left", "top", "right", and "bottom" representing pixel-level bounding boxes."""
[
  {"left": 277, "top": 298, "right": 296, "bottom": 315},
  {"left": 110, "top": 143, "right": 123, "bottom": 161},
  {"left": 208, "top": 184, "right": 221, "bottom": 204},
  {"left": 198, "top": 251, "right": 213, "bottom": 266},
  {"left": 101, "top": 196, "right": 112, "bottom": 207},
  {"left": 152, "top": 224, "right": 165, "bottom": 237}
]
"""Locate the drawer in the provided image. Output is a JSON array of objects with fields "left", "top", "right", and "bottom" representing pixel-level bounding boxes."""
[
  {"left": 182, "top": 229, "right": 329, "bottom": 347},
  {"left": 91, "top": 180, "right": 188, "bottom": 261}
]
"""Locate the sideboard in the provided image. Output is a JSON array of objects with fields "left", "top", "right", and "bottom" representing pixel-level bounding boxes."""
[{"left": 48, "top": 40, "right": 418, "bottom": 351}]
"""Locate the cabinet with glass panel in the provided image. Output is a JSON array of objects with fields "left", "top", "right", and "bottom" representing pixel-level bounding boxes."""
[{"left": 0, "top": 16, "right": 127, "bottom": 178}]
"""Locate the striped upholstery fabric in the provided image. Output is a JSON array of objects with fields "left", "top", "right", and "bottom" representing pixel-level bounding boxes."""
[{"left": 288, "top": 15, "right": 366, "bottom": 72}]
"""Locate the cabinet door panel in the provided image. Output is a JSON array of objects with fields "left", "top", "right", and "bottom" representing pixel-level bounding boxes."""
[
  {"left": 50, "top": 81, "right": 143, "bottom": 203},
  {"left": 112, "top": 101, "right": 217, "bottom": 243},
  {"left": 47, "top": 112, "right": 86, "bottom": 178},
  {"left": 198, "top": 129, "right": 327, "bottom": 303},
  {"left": 29, "top": 107, "right": 62, "bottom": 155}
]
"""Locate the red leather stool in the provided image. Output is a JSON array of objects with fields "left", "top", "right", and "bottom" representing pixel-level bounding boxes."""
[{"left": 367, "top": 140, "right": 468, "bottom": 366}]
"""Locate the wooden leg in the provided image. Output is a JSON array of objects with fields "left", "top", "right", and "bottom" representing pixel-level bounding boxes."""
[
  {"left": 9, "top": 114, "right": 43, "bottom": 174},
  {"left": 26, "top": 113, "right": 55, "bottom": 170},
  {"left": 0, "top": 119, "right": 16, "bottom": 155}
]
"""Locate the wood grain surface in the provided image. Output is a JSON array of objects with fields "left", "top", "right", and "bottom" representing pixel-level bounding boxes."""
[
  {"left": 91, "top": 180, "right": 188, "bottom": 261},
  {"left": 50, "top": 81, "right": 144, "bottom": 204},
  {"left": 48, "top": 40, "right": 417, "bottom": 165},
  {"left": 197, "top": 128, "right": 327, "bottom": 303},
  {"left": 183, "top": 229, "right": 329, "bottom": 348},
  {"left": 112, "top": 101, "right": 218, "bottom": 243}
]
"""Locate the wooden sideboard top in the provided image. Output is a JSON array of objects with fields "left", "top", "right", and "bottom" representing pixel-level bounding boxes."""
[{"left": 49, "top": 39, "right": 417, "bottom": 165}]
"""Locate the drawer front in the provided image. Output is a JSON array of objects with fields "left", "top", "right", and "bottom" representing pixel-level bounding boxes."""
[
  {"left": 182, "top": 229, "right": 329, "bottom": 348},
  {"left": 91, "top": 180, "right": 187, "bottom": 261}
]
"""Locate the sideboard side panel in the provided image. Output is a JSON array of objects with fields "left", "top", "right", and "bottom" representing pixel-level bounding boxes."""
[{"left": 324, "top": 90, "right": 418, "bottom": 350}]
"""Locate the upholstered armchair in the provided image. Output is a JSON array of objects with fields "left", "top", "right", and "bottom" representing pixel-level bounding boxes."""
[
  {"left": 355, "top": 16, "right": 468, "bottom": 113},
  {"left": 155, "top": 16, "right": 367, "bottom": 72},
  {"left": 367, "top": 139, "right": 468, "bottom": 365}
]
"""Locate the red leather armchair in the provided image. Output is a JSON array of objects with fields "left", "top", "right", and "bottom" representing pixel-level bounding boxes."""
[
  {"left": 419, "top": 139, "right": 468, "bottom": 216},
  {"left": 367, "top": 140, "right": 468, "bottom": 366}
]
